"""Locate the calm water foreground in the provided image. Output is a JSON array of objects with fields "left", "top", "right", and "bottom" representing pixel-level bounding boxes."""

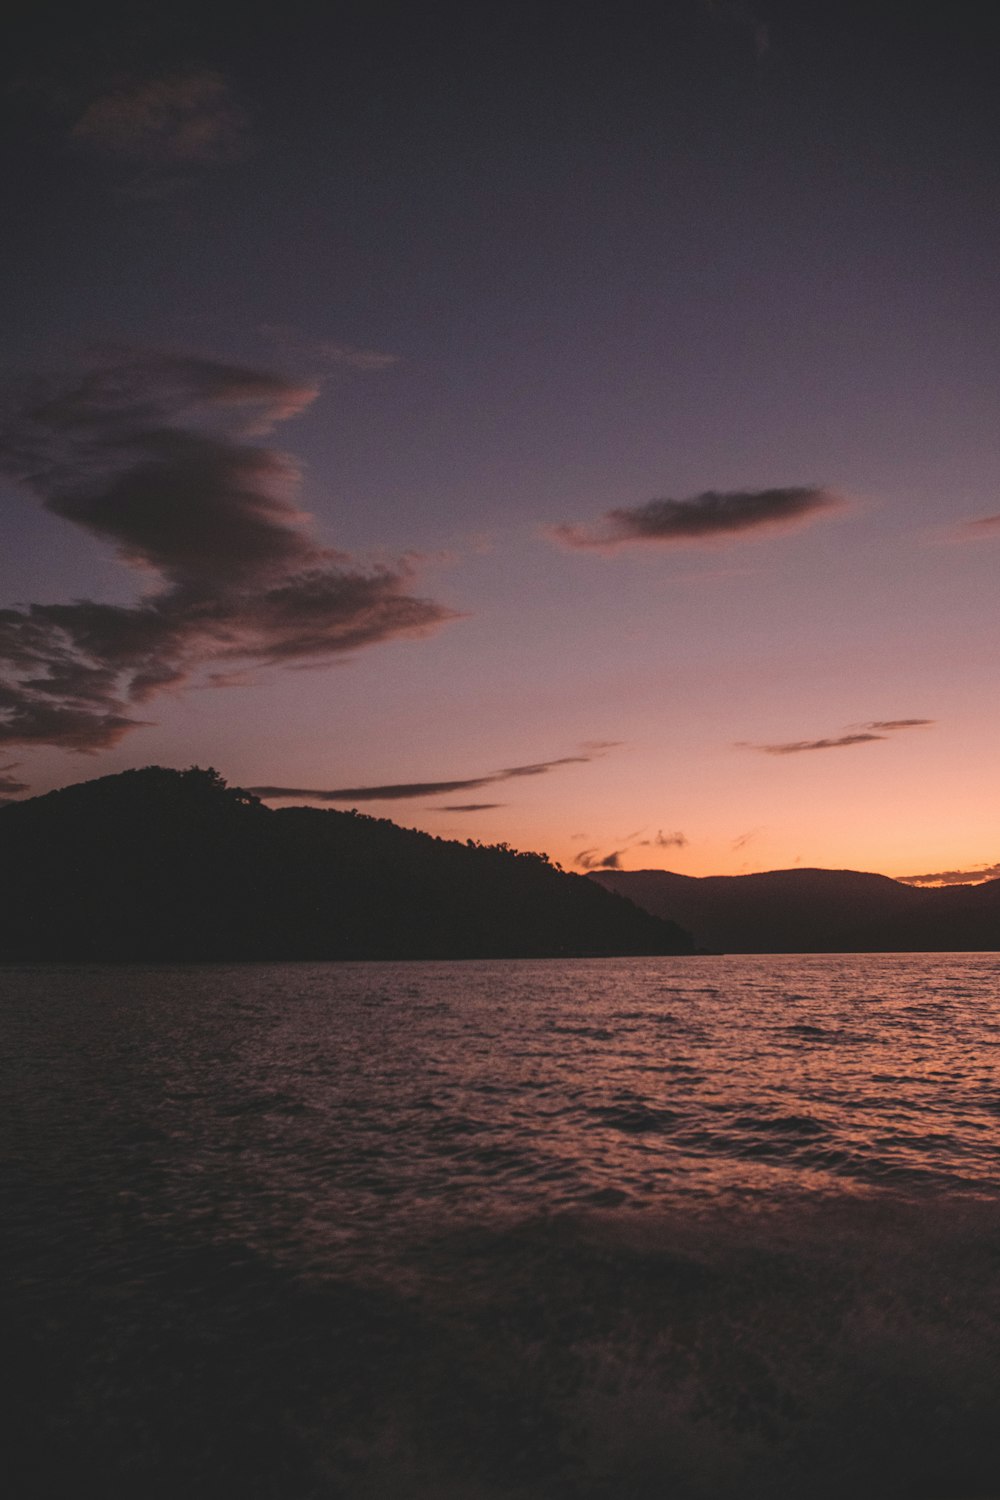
[{"left": 3, "top": 953, "right": 1000, "bottom": 1499}]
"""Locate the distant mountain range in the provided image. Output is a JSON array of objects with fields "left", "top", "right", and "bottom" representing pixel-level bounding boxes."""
[
  {"left": 590, "top": 867, "right": 1000, "bottom": 953},
  {"left": 0, "top": 767, "right": 692, "bottom": 961}
]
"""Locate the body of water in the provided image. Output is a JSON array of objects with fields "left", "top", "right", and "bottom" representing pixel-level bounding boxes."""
[{"left": 4, "top": 954, "right": 1000, "bottom": 1497}]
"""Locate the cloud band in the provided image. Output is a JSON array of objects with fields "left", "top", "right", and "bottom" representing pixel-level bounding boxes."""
[
  {"left": 550, "top": 486, "right": 846, "bottom": 552},
  {"left": 250, "top": 755, "right": 593, "bottom": 803},
  {"left": 742, "top": 720, "right": 934, "bottom": 756}
]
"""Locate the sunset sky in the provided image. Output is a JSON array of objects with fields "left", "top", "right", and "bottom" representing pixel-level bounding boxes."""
[{"left": 2, "top": 0, "right": 998, "bottom": 882}]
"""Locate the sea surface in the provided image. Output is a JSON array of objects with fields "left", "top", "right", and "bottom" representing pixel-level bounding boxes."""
[{"left": 4, "top": 953, "right": 1000, "bottom": 1498}]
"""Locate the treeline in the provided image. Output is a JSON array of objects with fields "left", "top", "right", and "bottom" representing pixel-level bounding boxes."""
[{"left": 0, "top": 767, "right": 692, "bottom": 961}]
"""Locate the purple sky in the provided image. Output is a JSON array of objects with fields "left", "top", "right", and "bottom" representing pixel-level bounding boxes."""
[{"left": 2, "top": 1, "right": 998, "bottom": 880}]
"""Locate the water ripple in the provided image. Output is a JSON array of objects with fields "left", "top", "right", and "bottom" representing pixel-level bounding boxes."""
[{"left": 4, "top": 952, "right": 1000, "bottom": 1267}]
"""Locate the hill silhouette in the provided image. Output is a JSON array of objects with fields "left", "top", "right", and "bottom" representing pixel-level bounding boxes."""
[
  {"left": 0, "top": 767, "right": 693, "bottom": 961},
  {"left": 591, "top": 868, "right": 1000, "bottom": 952}
]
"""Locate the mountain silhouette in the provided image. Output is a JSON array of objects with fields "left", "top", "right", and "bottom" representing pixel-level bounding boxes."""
[
  {"left": 0, "top": 767, "right": 692, "bottom": 961},
  {"left": 591, "top": 868, "right": 1000, "bottom": 952}
]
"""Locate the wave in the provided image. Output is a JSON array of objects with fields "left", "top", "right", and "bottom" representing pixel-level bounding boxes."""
[{"left": 587, "top": 1101, "right": 684, "bottom": 1134}]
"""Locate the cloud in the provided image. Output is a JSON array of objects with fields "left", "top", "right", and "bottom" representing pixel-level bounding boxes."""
[
  {"left": 260, "top": 326, "right": 401, "bottom": 373},
  {"left": 638, "top": 830, "right": 688, "bottom": 849},
  {"left": 316, "top": 343, "right": 400, "bottom": 372},
  {"left": 251, "top": 754, "right": 595, "bottom": 803},
  {"left": 575, "top": 848, "right": 625, "bottom": 870},
  {"left": 549, "top": 487, "right": 846, "bottom": 553},
  {"left": 0, "top": 349, "right": 456, "bottom": 752},
  {"left": 0, "top": 762, "right": 29, "bottom": 804},
  {"left": 749, "top": 733, "right": 887, "bottom": 755},
  {"left": 742, "top": 720, "right": 933, "bottom": 755},
  {"left": 732, "top": 827, "right": 762, "bottom": 852},
  {"left": 953, "top": 513, "right": 1000, "bottom": 539},
  {"left": 898, "top": 862, "right": 1000, "bottom": 887},
  {"left": 436, "top": 803, "right": 505, "bottom": 812},
  {"left": 69, "top": 68, "right": 248, "bottom": 190},
  {"left": 861, "top": 719, "right": 935, "bottom": 732},
  {"left": 575, "top": 823, "right": 687, "bottom": 869}
]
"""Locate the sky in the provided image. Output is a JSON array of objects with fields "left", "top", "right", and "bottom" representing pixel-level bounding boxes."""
[{"left": 1, "top": 0, "right": 998, "bottom": 883}]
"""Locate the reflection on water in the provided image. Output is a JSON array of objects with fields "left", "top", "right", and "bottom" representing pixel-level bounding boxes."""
[{"left": 4, "top": 954, "right": 1000, "bottom": 1497}]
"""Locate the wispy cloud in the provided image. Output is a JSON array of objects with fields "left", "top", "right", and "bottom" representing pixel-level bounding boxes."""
[
  {"left": 0, "top": 763, "right": 29, "bottom": 804},
  {"left": 862, "top": 718, "right": 935, "bottom": 732},
  {"left": 316, "top": 342, "right": 400, "bottom": 372},
  {"left": 732, "top": 827, "right": 762, "bottom": 851},
  {"left": 0, "top": 348, "right": 456, "bottom": 752},
  {"left": 576, "top": 826, "right": 688, "bottom": 870},
  {"left": 951, "top": 513, "right": 1000, "bottom": 539},
  {"left": 742, "top": 720, "right": 933, "bottom": 755},
  {"left": 549, "top": 487, "right": 846, "bottom": 553},
  {"left": 69, "top": 67, "right": 249, "bottom": 196},
  {"left": 260, "top": 325, "right": 401, "bottom": 373},
  {"left": 575, "top": 848, "right": 625, "bottom": 870},
  {"left": 638, "top": 830, "right": 688, "bottom": 849},
  {"left": 748, "top": 733, "right": 886, "bottom": 755},
  {"left": 898, "top": 862, "right": 1000, "bottom": 887},
  {"left": 251, "top": 752, "right": 603, "bottom": 804},
  {"left": 435, "top": 802, "right": 505, "bottom": 812}
]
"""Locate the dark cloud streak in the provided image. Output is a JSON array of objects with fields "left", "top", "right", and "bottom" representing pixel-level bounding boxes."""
[
  {"left": 863, "top": 719, "right": 934, "bottom": 732},
  {"left": 744, "top": 719, "right": 933, "bottom": 755},
  {"left": 751, "top": 733, "right": 887, "bottom": 755},
  {"left": 436, "top": 803, "right": 505, "bottom": 812},
  {"left": 898, "top": 862, "right": 1000, "bottom": 887},
  {"left": 251, "top": 755, "right": 594, "bottom": 804},
  {"left": 550, "top": 487, "right": 846, "bottom": 552}
]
